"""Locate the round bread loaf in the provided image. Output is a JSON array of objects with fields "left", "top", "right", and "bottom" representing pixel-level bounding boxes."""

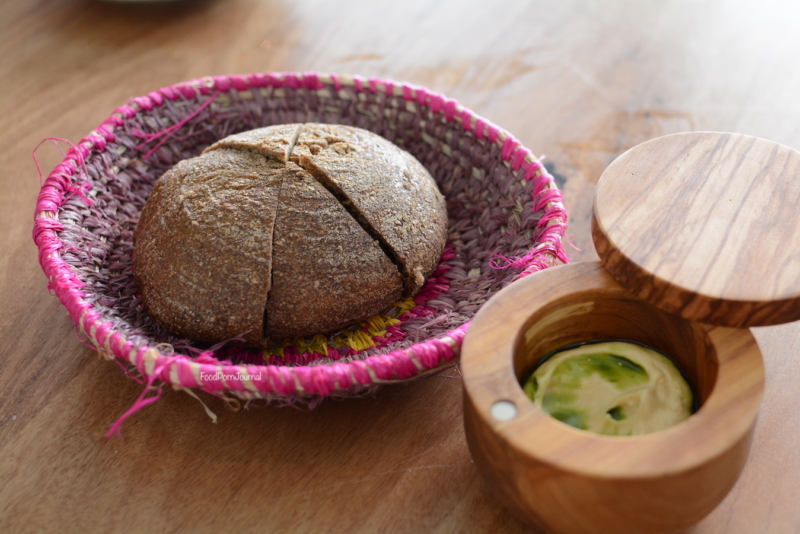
[{"left": 133, "top": 123, "right": 448, "bottom": 346}]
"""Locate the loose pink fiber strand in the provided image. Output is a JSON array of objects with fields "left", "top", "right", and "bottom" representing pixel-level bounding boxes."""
[
  {"left": 133, "top": 91, "right": 221, "bottom": 159},
  {"left": 32, "top": 137, "right": 94, "bottom": 207},
  {"left": 105, "top": 357, "right": 170, "bottom": 439}
]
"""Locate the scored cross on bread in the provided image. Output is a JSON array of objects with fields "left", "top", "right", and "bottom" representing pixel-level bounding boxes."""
[{"left": 134, "top": 123, "right": 448, "bottom": 346}]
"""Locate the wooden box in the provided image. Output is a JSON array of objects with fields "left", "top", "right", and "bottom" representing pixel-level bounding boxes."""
[{"left": 461, "top": 132, "right": 800, "bottom": 534}]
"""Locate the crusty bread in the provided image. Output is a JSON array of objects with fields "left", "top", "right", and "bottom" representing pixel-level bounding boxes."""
[
  {"left": 133, "top": 148, "right": 283, "bottom": 346},
  {"left": 292, "top": 123, "right": 448, "bottom": 294},
  {"left": 265, "top": 161, "right": 403, "bottom": 339},
  {"left": 134, "top": 123, "right": 447, "bottom": 346}
]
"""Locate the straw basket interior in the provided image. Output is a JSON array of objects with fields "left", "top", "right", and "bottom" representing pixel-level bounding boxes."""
[{"left": 34, "top": 72, "right": 568, "bottom": 412}]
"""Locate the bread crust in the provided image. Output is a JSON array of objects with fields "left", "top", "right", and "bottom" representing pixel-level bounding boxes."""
[
  {"left": 205, "top": 123, "right": 300, "bottom": 163},
  {"left": 133, "top": 148, "right": 283, "bottom": 346},
  {"left": 134, "top": 123, "right": 447, "bottom": 346},
  {"left": 292, "top": 124, "right": 448, "bottom": 293},
  {"left": 265, "top": 162, "right": 403, "bottom": 339}
]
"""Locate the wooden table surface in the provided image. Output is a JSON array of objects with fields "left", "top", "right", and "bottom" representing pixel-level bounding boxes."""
[{"left": 2, "top": 1, "right": 799, "bottom": 532}]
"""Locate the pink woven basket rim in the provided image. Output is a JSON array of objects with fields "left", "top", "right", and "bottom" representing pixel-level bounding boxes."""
[{"left": 33, "top": 71, "right": 569, "bottom": 401}]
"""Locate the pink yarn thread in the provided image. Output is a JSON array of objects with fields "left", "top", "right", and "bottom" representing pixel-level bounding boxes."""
[
  {"left": 133, "top": 91, "right": 221, "bottom": 159},
  {"left": 105, "top": 355, "right": 169, "bottom": 438},
  {"left": 488, "top": 156, "right": 569, "bottom": 272},
  {"left": 32, "top": 138, "right": 94, "bottom": 207}
]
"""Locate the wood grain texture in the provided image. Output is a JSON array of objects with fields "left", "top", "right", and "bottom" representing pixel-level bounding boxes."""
[
  {"left": 462, "top": 261, "right": 764, "bottom": 534},
  {"left": 3, "top": 0, "right": 800, "bottom": 532},
  {"left": 593, "top": 132, "right": 800, "bottom": 328}
]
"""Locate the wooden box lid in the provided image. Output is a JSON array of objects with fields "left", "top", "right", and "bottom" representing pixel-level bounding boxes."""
[{"left": 592, "top": 131, "right": 800, "bottom": 327}]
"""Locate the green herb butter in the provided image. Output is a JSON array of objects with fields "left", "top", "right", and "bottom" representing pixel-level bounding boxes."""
[{"left": 523, "top": 341, "right": 693, "bottom": 436}]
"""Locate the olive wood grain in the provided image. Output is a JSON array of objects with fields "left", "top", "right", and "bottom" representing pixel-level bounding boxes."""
[
  {"left": 462, "top": 261, "right": 764, "bottom": 534},
  {"left": 593, "top": 132, "right": 800, "bottom": 328}
]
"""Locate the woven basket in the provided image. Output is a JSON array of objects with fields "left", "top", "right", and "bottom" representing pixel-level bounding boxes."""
[{"left": 33, "top": 72, "right": 568, "bottom": 427}]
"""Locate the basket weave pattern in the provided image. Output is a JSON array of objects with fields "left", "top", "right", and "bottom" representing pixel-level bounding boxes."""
[{"left": 33, "top": 72, "right": 568, "bottom": 411}]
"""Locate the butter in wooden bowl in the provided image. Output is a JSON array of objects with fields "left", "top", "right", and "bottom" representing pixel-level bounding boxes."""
[
  {"left": 133, "top": 123, "right": 448, "bottom": 347},
  {"left": 523, "top": 341, "right": 694, "bottom": 436}
]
